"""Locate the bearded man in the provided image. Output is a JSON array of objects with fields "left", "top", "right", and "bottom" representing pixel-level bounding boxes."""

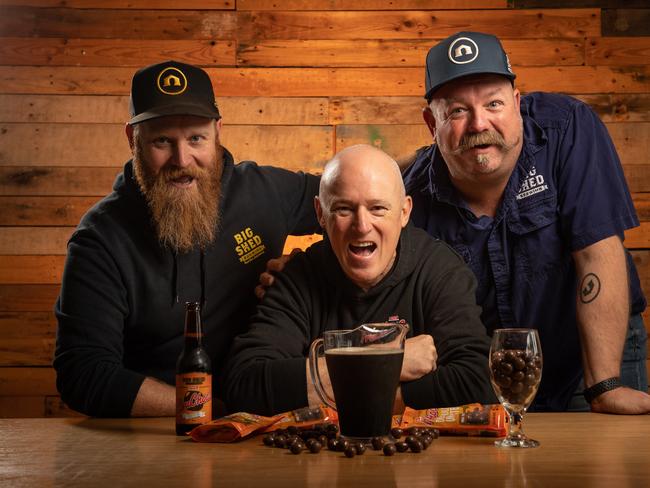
[{"left": 54, "top": 61, "right": 320, "bottom": 417}]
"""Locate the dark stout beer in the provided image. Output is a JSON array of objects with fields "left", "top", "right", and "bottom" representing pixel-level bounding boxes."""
[
  {"left": 175, "top": 302, "right": 212, "bottom": 435},
  {"left": 325, "top": 347, "right": 403, "bottom": 439}
]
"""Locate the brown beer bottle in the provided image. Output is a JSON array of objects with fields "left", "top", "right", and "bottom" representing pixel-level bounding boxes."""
[{"left": 175, "top": 302, "right": 212, "bottom": 435}]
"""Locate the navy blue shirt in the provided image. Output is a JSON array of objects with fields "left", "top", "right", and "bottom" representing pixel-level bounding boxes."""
[{"left": 403, "top": 92, "right": 646, "bottom": 412}]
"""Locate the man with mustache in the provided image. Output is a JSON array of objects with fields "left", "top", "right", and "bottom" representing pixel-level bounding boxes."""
[
  {"left": 403, "top": 32, "right": 649, "bottom": 413},
  {"left": 54, "top": 61, "right": 320, "bottom": 417},
  {"left": 225, "top": 144, "right": 495, "bottom": 415}
]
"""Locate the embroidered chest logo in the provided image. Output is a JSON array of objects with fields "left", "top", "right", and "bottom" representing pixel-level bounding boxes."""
[
  {"left": 233, "top": 227, "right": 266, "bottom": 264},
  {"left": 516, "top": 166, "right": 548, "bottom": 201}
]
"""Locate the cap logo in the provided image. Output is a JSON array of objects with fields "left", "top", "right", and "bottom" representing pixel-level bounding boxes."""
[
  {"left": 448, "top": 37, "right": 479, "bottom": 65},
  {"left": 156, "top": 67, "right": 188, "bottom": 95}
]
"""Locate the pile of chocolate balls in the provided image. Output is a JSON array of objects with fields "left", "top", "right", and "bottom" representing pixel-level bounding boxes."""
[{"left": 261, "top": 423, "right": 439, "bottom": 457}]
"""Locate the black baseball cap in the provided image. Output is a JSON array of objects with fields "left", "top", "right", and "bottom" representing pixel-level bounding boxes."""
[
  {"left": 424, "top": 31, "right": 516, "bottom": 101},
  {"left": 128, "top": 60, "right": 221, "bottom": 125}
]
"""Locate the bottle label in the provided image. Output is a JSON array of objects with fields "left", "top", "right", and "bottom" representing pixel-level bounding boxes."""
[{"left": 176, "top": 373, "right": 212, "bottom": 425}]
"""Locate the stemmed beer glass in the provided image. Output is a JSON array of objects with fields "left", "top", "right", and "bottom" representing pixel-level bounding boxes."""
[{"left": 489, "top": 328, "right": 543, "bottom": 448}]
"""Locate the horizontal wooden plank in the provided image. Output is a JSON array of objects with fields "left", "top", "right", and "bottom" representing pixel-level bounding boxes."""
[
  {"left": 0, "top": 0, "right": 233, "bottom": 7},
  {"left": 1, "top": 189, "right": 647, "bottom": 228},
  {"left": 238, "top": 0, "right": 506, "bottom": 9},
  {"left": 2, "top": 66, "right": 649, "bottom": 96},
  {"left": 0, "top": 395, "right": 45, "bottom": 418},
  {"left": 0, "top": 167, "right": 120, "bottom": 196},
  {"left": 0, "top": 255, "right": 64, "bottom": 284},
  {"left": 604, "top": 123, "right": 650, "bottom": 167},
  {"left": 602, "top": 9, "right": 650, "bottom": 37},
  {"left": 0, "top": 367, "right": 57, "bottom": 396},
  {"left": 0, "top": 196, "right": 101, "bottom": 226},
  {"left": 0, "top": 37, "right": 236, "bottom": 67},
  {"left": 334, "top": 122, "right": 650, "bottom": 167},
  {"left": 0, "top": 95, "right": 329, "bottom": 125},
  {"left": 237, "top": 9, "right": 600, "bottom": 40},
  {"left": 331, "top": 95, "right": 650, "bottom": 125},
  {"left": 0, "top": 7, "right": 236, "bottom": 39},
  {"left": 633, "top": 193, "right": 650, "bottom": 221},
  {"left": 0, "top": 227, "right": 73, "bottom": 255},
  {"left": 576, "top": 94, "right": 650, "bottom": 123},
  {"left": 586, "top": 36, "right": 650, "bottom": 66},
  {"left": 45, "top": 395, "right": 84, "bottom": 418},
  {"left": 624, "top": 165, "right": 650, "bottom": 194},
  {"left": 0, "top": 311, "right": 56, "bottom": 338},
  {"left": 0, "top": 284, "right": 60, "bottom": 311},
  {"left": 625, "top": 222, "right": 650, "bottom": 250},
  {"left": 237, "top": 38, "right": 584, "bottom": 67},
  {"left": 0, "top": 123, "right": 333, "bottom": 169},
  {"left": 514, "top": 1, "right": 650, "bottom": 7}
]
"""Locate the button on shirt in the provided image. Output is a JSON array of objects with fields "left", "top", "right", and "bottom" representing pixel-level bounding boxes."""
[{"left": 403, "top": 92, "right": 646, "bottom": 411}]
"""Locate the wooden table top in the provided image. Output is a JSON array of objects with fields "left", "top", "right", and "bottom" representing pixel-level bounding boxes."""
[{"left": 1, "top": 413, "right": 649, "bottom": 487}]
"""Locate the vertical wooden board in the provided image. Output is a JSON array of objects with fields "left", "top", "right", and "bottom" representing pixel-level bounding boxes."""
[
  {"left": 0, "top": 255, "right": 64, "bottom": 284},
  {"left": 0, "top": 284, "right": 61, "bottom": 311},
  {"left": 0, "top": 196, "right": 101, "bottom": 226},
  {"left": 335, "top": 124, "right": 430, "bottom": 161},
  {"left": 0, "top": 167, "right": 120, "bottom": 196},
  {"left": 0, "top": 7, "right": 237, "bottom": 40},
  {"left": 0, "top": 367, "right": 57, "bottom": 396},
  {"left": 0, "top": 38, "right": 237, "bottom": 67},
  {"left": 238, "top": 0, "right": 507, "bottom": 9},
  {"left": 602, "top": 9, "right": 650, "bottom": 37},
  {"left": 585, "top": 37, "right": 650, "bottom": 66},
  {"left": 237, "top": 10, "right": 600, "bottom": 40},
  {"left": 0, "top": 227, "right": 74, "bottom": 255}
]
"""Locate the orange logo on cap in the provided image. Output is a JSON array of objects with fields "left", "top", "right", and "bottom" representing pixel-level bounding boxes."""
[{"left": 157, "top": 67, "right": 188, "bottom": 95}]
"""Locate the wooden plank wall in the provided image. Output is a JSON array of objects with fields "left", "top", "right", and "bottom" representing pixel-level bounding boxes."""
[{"left": 0, "top": 1, "right": 648, "bottom": 418}]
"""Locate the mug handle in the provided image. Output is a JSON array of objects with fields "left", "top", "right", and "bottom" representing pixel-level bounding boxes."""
[{"left": 308, "top": 338, "right": 336, "bottom": 410}]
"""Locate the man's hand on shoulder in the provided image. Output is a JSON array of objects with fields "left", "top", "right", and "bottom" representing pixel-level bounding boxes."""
[
  {"left": 401, "top": 335, "right": 437, "bottom": 382},
  {"left": 590, "top": 387, "right": 650, "bottom": 415},
  {"left": 254, "top": 248, "right": 302, "bottom": 300}
]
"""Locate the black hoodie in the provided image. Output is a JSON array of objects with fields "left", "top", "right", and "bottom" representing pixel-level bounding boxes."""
[
  {"left": 54, "top": 149, "right": 320, "bottom": 417},
  {"left": 224, "top": 223, "right": 496, "bottom": 415}
]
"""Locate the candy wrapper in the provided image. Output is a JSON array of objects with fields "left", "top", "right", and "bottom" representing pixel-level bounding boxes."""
[
  {"left": 190, "top": 406, "right": 336, "bottom": 443},
  {"left": 398, "top": 403, "right": 507, "bottom": 437}
]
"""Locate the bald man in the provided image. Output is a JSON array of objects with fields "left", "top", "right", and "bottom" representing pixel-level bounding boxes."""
[{"left": 224, "top": 145, "right": 495, "bottom": 415}]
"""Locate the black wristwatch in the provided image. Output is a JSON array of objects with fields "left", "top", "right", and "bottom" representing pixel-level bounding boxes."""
[{"left": 583, "top": 377, "right": 622, "bottom": 403}]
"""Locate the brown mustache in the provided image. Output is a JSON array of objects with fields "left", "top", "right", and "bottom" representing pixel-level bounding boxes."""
[
  {"left": 451, "top": 131, "right": 506, "bottom": 154},
  {"left": 161, "top": 165, "right": 207, "bottom": 183}
]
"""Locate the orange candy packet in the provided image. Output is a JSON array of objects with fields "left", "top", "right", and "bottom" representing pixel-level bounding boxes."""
[
  {"left": 397, "top": 403, "right": 507, "bottom": 437},
  {"left": 190, "top": 405, "right": 336, "bottom": 443}
]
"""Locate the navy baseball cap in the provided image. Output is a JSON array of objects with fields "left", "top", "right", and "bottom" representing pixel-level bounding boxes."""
[
  {"left": 424, "top": 32, "right": 516, "bottom": 101},
  {"left": 128, "top": 60, "right": 221, "bottom": 125}
]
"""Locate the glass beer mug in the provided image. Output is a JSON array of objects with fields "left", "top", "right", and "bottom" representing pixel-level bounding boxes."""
[{"left": 308, "top": 322, "right": 409, "bottom": 442}]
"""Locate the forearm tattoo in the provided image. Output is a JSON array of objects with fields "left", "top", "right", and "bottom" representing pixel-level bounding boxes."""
[{"left": 580, "top": 273, "right": 601, "bottom": 304}]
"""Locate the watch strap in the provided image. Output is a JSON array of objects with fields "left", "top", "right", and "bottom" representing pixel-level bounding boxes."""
[{"left": 583, "top": 377, "right": 622, "bottom": 403}]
